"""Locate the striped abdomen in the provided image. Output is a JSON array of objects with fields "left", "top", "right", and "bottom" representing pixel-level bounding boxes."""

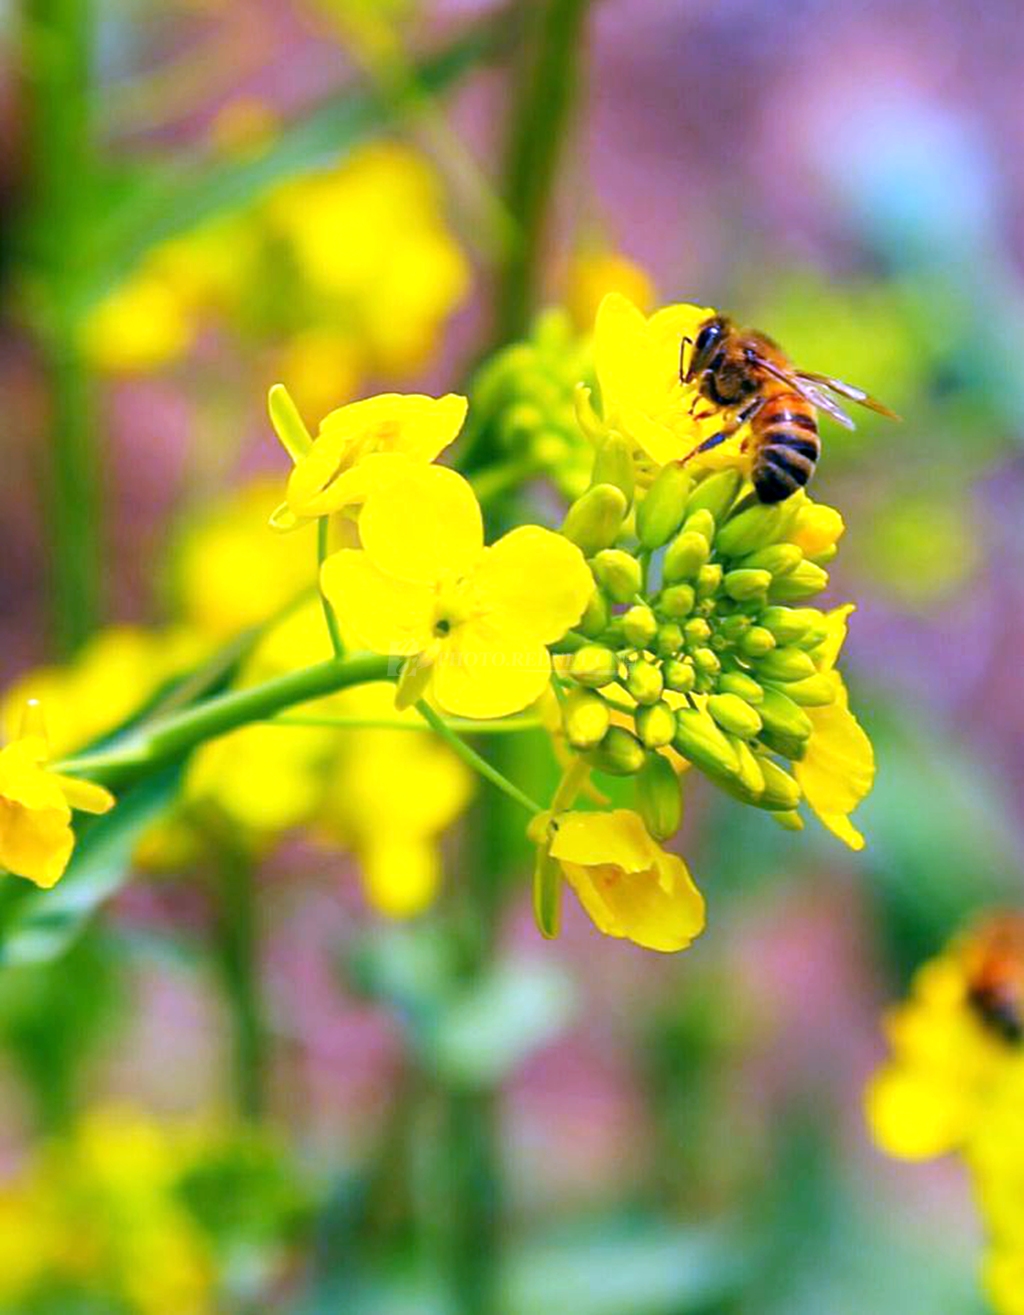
[{"left": 751, "top": 392, "right": 821, "bottom": 504}]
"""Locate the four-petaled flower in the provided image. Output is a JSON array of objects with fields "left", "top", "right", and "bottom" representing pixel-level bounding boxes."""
[{"left": 321, "top": 462, "right": 594, "bottom": 718}]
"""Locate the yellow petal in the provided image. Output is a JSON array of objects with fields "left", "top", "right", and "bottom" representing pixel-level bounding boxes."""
[
  {"left": 814, "top": 604, "right": 856, "bottom": 673},
  {"left": 358, "top": 464, "right": 483, "bottom": 584},
  {"left": 795, "top": 676, "right": 874, "bottom": 849},
  {"left": 476, "top": 526, "right": 594, "bottom": 644},
  {"left": 0, "top": 801, "right": 74, "bottom": 888},
  {"left": 53, "top": 774, "right": 116, "bottom": 815},
  {"left": 320, "top": 551, "right": 435, "bottom": 655},
  {"left": 317, "top": 391, "right": 467, "bottom": 461},
  {"left": 864, "top": 1065, "right": 973, "bottom": 1160},
  {"left": 0, "top": 743, "right": 68, "bottom": 812},
  {"left": 431, "top": 625, "right": 551, "bottom": 719},
  {"left": 550, "top": 808, "right": 656, "bottom": 871}
]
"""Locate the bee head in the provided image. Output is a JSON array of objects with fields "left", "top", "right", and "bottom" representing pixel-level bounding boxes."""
[{"left": 682, "top": 316, "right": 728, "bottom": 383}]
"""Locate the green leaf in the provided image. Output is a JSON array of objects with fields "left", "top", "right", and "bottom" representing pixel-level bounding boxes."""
[
  {"left": 0, "top": 767, "right": 181, "bottom": 967},
  {"left": 86, "top": 22, "right": 505, "bottom": 306}
]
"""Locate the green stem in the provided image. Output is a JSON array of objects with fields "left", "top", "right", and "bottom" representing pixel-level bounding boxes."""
[
  {"left": 56, "top": 654, "right": 393, "bottom": 788},
  {"left": 317, "top": 518, "right": 345, "bottom": 657},
  {"left": 414, "top": 700, "right": 544, "bottom": 816},
  {"left": 24, "top": 0, "right": 102, "bottom": 652}
]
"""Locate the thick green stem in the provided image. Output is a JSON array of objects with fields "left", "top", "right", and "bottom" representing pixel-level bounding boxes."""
[
  {"left": 24, "top": 0, "right": 103, "bottom": 652},
  {"left": 56, "top": 654, "right": 393, "bottom": 788}
]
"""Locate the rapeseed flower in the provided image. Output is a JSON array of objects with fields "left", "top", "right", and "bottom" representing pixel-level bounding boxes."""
[
  {"left": 321, "top": 462, "right": 594, "bottom": 718},
  {"left": 0, "top": 702, "right": 114, "bottom": 889}
]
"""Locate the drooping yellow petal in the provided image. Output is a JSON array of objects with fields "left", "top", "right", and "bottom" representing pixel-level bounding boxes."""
[
  {"left": 551, "top": 808, "right": 658, "bottom": 872},
  {"left": 814, "top": 604, "right": 856, "bottom": 673},
  {"left": 358, "top": 463, "right": 483, "bottom": 584},
  {"left": 53, "top": 775, "right": 116, "bottom": 816},
  {"left": 0, "top": 801, "right": 74, "bottom": 889},
  {"left": 795, "top": 675, "right": 875, "bottom": 850},
  {"left": 320, "top": 551, "right": 435, "bottom": 655},
  {"left": 475, "top": 526, "right": 594, "bottom": 644},
  {"left": 430, "top": 620, "right": 552, "bottom": 720},
  {"left": 0, "top": 743, "right": 69, "bottom": 813}
]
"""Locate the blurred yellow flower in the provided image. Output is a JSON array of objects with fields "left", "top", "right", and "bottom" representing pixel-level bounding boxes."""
[
  {"left": 0, "top": 702, "right": 114, "bottom": 889},
  {"left": 547, "top": 809, "right": 704, "bottom": 952},
  {"left": 321, "top": 462, "right": 593, "bottom": 718},
  {"left": 81, "top": 270, "right": 195, "bottom": 373},
  {"left": 566, "top": 245, "right": 655, "bottom": 334},
  {"left": 278, "top": 390, "right": 468, "bottom": 524}
]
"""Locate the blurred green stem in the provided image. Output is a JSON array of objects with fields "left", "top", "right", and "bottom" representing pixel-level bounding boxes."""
[
  {"left": 23, "top": 0, "right": 102, "bottom": 653},
  {"left": 317, "top": 518, "right": 345, "bottom": 657}
]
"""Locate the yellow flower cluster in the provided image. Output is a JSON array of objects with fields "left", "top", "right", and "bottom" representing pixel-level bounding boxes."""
[
  {"left": 82, "top": 141, "right": 470, "bottom": 414},
  {"left": 866, "top": 916, "right": 1024, "bottom": 1315}
]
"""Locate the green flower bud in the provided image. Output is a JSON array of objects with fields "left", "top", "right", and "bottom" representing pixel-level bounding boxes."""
[
  {"left": 758, "top": 686, "right": 813, "bottom": 743},
  {"left": 733, "top": 738, "right": 767, "bottom": 799},
  {"left": 759, "top": 606, "right": 816, "bottom": 645},
  {"left": 687, "top": 469, "right": 742, "bottom": 522},
  {"left": 622, "top": 604, "right": 658, "bottom": 649},
  {"left": 768, "top": 560, "right": 829, "bottom": 602},
  {"left": 573, "top": 382, "right": 607, "bottom": 443},
  {"left": 715, "top": 502, "right": 786, "bottom": 557},
  {"left": 739, "top": 543, "right": 804, "bottom": 577},
  {"left": 683, "top": 617, "right": 711, "bottom": 646},
  {"left": 693, "top": 646, "right": 721, "bottom": 677},
  {"left": 655, "top": 622, "right": 684, "bottom": 657},
  {"left": 811, "top": 543, "right": 838, "bottom": 565},
  {"left": 723, "top": 568, "right": 773, "bottom": 602},
  {"left": 758, "top": 758, "right": 802, "bottom": 811},
  {"left": 673, "top": 707, "right": 740, "bottom": 780},
  {"left": 591, "top": 432, "right": 635, "bottom": 504},
  {"left": 626, "top": 658, "right": 664, "bottom": 705},
  {"left": 577, "top": 589, "right": 611, "bottom": 638},
  {"left": 637, "top": 462, "right": 691, "bottom": 549},
  {"left": 717, "top": 670, "right": 764, "bottom": 704},
  {"left": 740, "top": 626, "right": 776, "bottom": 658},
  {"left": 695, "top": 563, "right": 724, "bottom": 601},
  {"left": 563, "top": 688, "right": 611, "bottom": 749},
  {"left": 589, "top": 726, "right": 646, "bottom": 776},
  {"left": 658, "top": 583, "right": 696, "bottom": 619},
  {"left": 532, "top": 845, "right": 561, "bottom": 939},
  {"left": 570, "top": 643, "right": 619, "bottom": 688},
  {"left": 718, "top": 613, "right": 752, "bottom": 642},
  {"left": 708, "top": 693, "right": 763, "bottom": 739},
  {"left": 561, "top": 483, "right": 628, "bottom": 557},
  {"left": 797, "top": 618, "right": 830, "bottom": 649},
  {"left": 753, "top": 646, "right": 818, "bottom": 683},
  {"left": 682, "top": 508, "right": 717, "bottom": 543},
  {"left": 591, "top": 549, "right": 642, "bottom": 603},
  {"left": 663, "top": 658, "right": 696, "bottom": 693},
  {"left": 778, "top": 673, "right": 836, "bottom": 707},
  {"left": 635, "top": 700, "right": 677, "bottom": 749},
  {"left": 635, "top": 750, "right": 683, "bottom": 839},
  {"left": 663, "top": 530, "right": 711, "bottom": 583},
  {"left": 770, "top": 809, "right": 805, "bottom": 832}
]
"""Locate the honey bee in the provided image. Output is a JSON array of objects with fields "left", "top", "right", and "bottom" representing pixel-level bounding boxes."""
[
  {"left": 963, "top": 916, "right": 1024, "bottom": 1044},
  {"left": 680, "top": 315, "right": 899, "bottom": 503}
]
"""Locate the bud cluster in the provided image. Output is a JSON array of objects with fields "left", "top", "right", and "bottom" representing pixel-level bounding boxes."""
[{"left": 559, "top": 456, "right": 845, "bottom": 837}]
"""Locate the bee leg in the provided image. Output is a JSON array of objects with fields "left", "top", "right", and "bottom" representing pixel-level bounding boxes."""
[{"left": 682, "top": 428, "right": 734, "bottom": 463}]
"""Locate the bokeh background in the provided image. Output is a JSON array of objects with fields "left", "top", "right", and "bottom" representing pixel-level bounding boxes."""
[{"left": 1, "top": 1, "right": 1022, "bottom": 1311}]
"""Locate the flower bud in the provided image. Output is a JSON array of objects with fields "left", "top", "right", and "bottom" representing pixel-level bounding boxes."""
[
  {"left": 758, "top": 686, "right": 813, "bottom": 743},
  {"left": 589, "top": 726, "right": 646, "bottom": 776},
  {"left": 733, "top": 738, "right": 766, "bottom": 799},
  {"left": 723, "top": 568, "right": 772, "bottom": 602},
  {"left": 740, "top": 543, "right": 803, "bottom": 577},
  {"left": 682, "top": 508, "right": 716, "bottom": 544},
  {"left": 577, "top": 589, "right": 611, "bottom": 638},
  {"left": 770, "top": 809, "right": 805, "bottom": 832},
  {"left": 658, "top": 583, "right": 696, "bottom": 619},
  {"left": 637, "top": 462, "right": 691, "bottom": 549},
  {"left": 563, "top": 688, "right": 611, "bottom": 749},
  {"left": 673, "top": 707, "right": 740, "bottom": 779},
  {"left": 532, "top": 845, "right": 561, "bottom": 938},
  {"left": 777, "top": 673, "right": 836, "bottom": 707},
  {"left": 708, "top": 693, "right": 763, "bottom": 739},
  {"left": 561, "top": 483, "right": 628, "bottom": 556},
  {"left": 693, "top": 646, "right": 721, "bottom": 677},
  {"left": 635, "top": 750, "right": 683, "bottom": 839},
  {"left": 695, "top": 563, "right": 723, "bottom": 601},
  {"left": 683, "top": 617, "right": 711, "bottom": 646},
  {"left": 573, "top": 382, "right": 607, "bottom": 443},
  {"left": 622, "top": 604, "right": 658, "bottom": 649},
  {"left": 740, "top": 626, "right": 776, "bottom": 658},
  {"left": 663, "top": 658, "right": 696, "bottom": 693},
  {"left": 768, "top": 561, "right": 829, "bottom": 602},
  {"left": 663, "top": 530, "right": 711, "bottom": 583},
  {"left": 655, "top": 622, "right": 684, "bottom": 657},
  {"left": 715, "top": 502, "right": 786, "bottom": 556},
  {"left": 635, "top": 700, "right": 677, "bottom": 749},
  {"left": 591, "top": 548, "right": 643, "bottom": 603},
  {"left": 570, "top": 644, "right": 619, "bottom": 688},
  {"left": 788, "top": 502, "right": 844, "bottom": 557},
  {"left": 591, "top": 432, "right": 635, "bottom": 504},
  {"left": 759, "top": 606, "right": 816, "bottom": 645},
  {"left": 758, "top": 758, "right": 802, "bottom": 811},
  {"left": 717, "top": 670, "right": 764, "bottom": 704},
  {"left": 687, "top": 469, "right": 741, "bottom": 522},
  {"left": 626, "top": 658, "right": 664, "bottom": 705},
  {"left": 717, "top": 613, "right": 752, "bottom": 642},
  {"left": 753, "top": 646, "right": 818, "bottom": 683}
]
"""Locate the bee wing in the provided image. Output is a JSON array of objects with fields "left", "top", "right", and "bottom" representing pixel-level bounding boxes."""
[
  {"left": 795, "top": 369, "right": 902, "bottom": 421},
  {"left": 752, "top": 354, "right": 858, "bottom": 430}
]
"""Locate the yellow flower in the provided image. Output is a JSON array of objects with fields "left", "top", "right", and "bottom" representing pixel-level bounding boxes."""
[
  {"left": 566, "top": 245, "right": 656, "bottom": 334},
  {"left": 0, "top": 703, "right": 114, "bottom": 889},
  {"left": 321, "top": 462, "right": 593, "bottom": 718},
  {"left": 794, "top": 606, "right": 875, "bottom": 850},
  {"left": 277, "top": 390, "right": 468, "bottom": 525},
  {"left": 547, "top": 809, "right": 704, "bottom": 953},
  {"left": 593, "top": 292, "right": 725, "bottom": 469}
]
